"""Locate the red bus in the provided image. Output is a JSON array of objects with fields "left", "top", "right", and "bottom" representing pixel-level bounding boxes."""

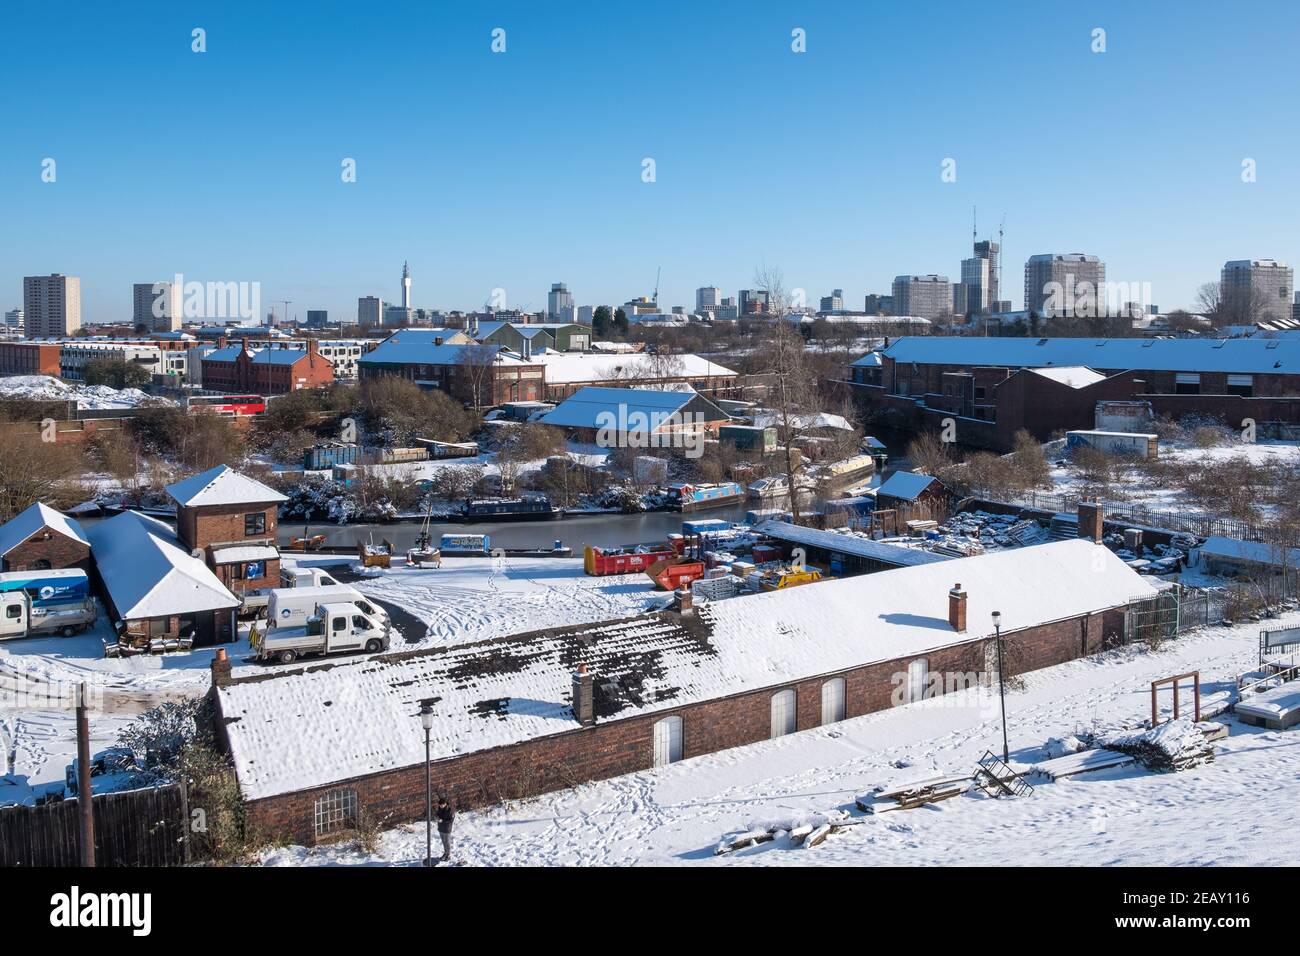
[{"left": 186, "top": 394, "right": 267, "bottom": 417}]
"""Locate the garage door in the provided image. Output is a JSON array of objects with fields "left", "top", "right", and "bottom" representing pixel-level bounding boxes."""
[
  {"left": 771, "top": 689, "right": 797, "bottom": 738},
  {"left": 652, "top": 716, "right": 683, "bottom": 767},
  {"left": 821, "top": 677, "right": 845, "bottom": 725}
]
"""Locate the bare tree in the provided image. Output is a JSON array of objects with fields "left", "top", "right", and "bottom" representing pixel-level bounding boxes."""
[{"left": 458, "top": 344, "right": 501, "bottom": 409}]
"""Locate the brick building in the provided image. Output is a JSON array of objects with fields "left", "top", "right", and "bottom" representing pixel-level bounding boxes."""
[
  {"left": 358, "top": 332, "right": 544, "bottom": 407},
  {"left": 0, "top": 341, "right": 62, "bottom": 377},
  {"left": 200, "top": 338, "right": 334, "bottom": 395},
  {"left": 0, "top": 502, "right": 90, "bottom": 572},
  {"left": 213, "top": 540, "right": 1153, "bottom": 844},
  {"left": 852, "top": 336, "right": 1300, "bottom": 451},
  {"left": 166, "top": 465, "right": 287, "bottom": 599}
]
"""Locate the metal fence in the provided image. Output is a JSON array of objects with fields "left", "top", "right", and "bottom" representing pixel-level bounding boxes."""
[{"left": 999, "top": 490, "right": 1263, "bottom": 542}]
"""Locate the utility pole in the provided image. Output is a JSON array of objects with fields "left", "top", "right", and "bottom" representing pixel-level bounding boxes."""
[{"left": 76, "top": 682, "right": 95, "bottom": 867}]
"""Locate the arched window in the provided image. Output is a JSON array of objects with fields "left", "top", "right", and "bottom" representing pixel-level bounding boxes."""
[
  {"left": 821, "top": 677, "right": 846, "bottom": 725},
  {"left": 770, "top": 689, "right": 797, "bottom": 739},
  {"left": 906, "top": 658, "right": 930, "bottom": 704},
  {"left": 652, "top": 715, "right": 683, "bottom": 767}
]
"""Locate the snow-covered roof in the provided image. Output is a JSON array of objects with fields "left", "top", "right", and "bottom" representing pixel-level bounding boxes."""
[
  {"left": 217, "top": 539, "right": 1154, "bottom": 801},
  {"left": 1027, "top": 366, "right": 1107, "bottom": 389},
  {"left": 166, "top": 465, "right": 288, "bottom": 507},
  {"left": 0, "top": 503, "right": 89, "bottom": 558},
  {"left": 882, "top": 335, "right": 1300, "bottom": 375},
  {"left": 851, "top": 352, "right": 884, "bottom": 368},
  {"left": 539, "top": 386, "right": 728, "bottom": 431},
  {"left": 1199, "top": 535, "right": 1300, "bottom": 569},
  {"left": 85, "top": 511, "right": 239, "bottom": 620},
  {"left": 876, "top": 471, "right": 943, "bottom": 502},
  {"left": 211, "top": 545, "right": 280, "bottom": 564},
  {"left": 755, "top": 520, "right": 950, "bottom": 568},
  {"left": 528, "top": 350, "right": 735, "bottom": 384},
  {"left": 752, "top": 412, "right": 853, "bottom": 432}
]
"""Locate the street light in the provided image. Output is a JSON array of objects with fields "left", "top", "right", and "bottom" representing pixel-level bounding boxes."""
[
  {"left": 991, "top": 610, "right": 1009, "bottom": 763},
  {"left": 420, "top": 703, "right": 435, "bottom": 867}
]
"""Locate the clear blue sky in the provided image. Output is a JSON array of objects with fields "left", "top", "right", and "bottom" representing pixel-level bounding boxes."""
[{"left": 3, "top": 0, "right": 1298, "bottom": 322}]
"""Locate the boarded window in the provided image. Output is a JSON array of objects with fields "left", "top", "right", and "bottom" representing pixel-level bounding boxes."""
[
  {"left": 770, "top": 689, "right": 797, "bottom": 739},
  {"left": 906, "top": 658, "right": 930, "bottom": 704},
  {"left": 821, "top": 677, "right": 846, "bottom": 725},
  {"left": 313, "top": 788, "right": 358, "bottom": 838},
  {"left": 653, "top": 715, "right": 683, "bottom": 767}
]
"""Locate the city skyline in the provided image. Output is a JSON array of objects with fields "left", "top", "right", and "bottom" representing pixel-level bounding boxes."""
[{"left": 4, "top": 1, "right": 1299, "bottom": 321}]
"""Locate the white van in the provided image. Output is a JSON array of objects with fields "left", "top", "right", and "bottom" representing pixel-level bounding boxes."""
[
  {"left": 279, "top": 566, "right": 346, "bottom": 589},
  {"left": 266, "top": 585, "right": 389, "bottom": 630}
]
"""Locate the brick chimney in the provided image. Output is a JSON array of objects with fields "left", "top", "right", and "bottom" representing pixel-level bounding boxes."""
[
  {"left": 240, "top": 336, "right": 250, "bottom": 354},
  {"left": 572, "top": 663, "right": 595, "bottom": 727},
  {"left": 948, "top": 583, "right": 967, "bottom": 632},
  {"left": 210, "top": 647, "right": 232, "bottom": 687},
  {"left": 1078, "top": 499, "right": 1104, "bottom": 543},
  {"left": 217, "top": 335, "right": 228, "bottom": 348},
  {"left": 676, "top": 588, "right": 694, "bottom": 616}
]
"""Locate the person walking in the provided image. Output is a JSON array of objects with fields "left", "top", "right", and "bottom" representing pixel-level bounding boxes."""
[{"left": 436, "top": 796, "right": 455, "bottom": 862}]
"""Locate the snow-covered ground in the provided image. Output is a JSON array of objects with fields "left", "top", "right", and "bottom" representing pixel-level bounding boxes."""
[
  {"left": 261, "top": 610, "right": 1300, "bottom": 867},
  {"left": 0, "top": 375, "right": 168, "bottom": 410}
]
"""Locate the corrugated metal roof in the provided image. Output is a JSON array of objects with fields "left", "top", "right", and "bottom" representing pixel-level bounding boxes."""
[
  {"left": 755, "top": 520, "right": 950, "bottom": 567},
  {"left": 876, "top": 471, "right": 942, "bottom": 502},
  {"left": 539, "top": 386, "right": 701, "bottom": 430},
  {"left": 360, "top": 338, "right": 525, "bottom": 367},
  {"left": 882, "top": 336, "right": 1300, "bottom": 375}
]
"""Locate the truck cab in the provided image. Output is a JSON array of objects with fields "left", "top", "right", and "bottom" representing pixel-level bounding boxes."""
[{"left": 0, "top": 570, "right": 97, "bottom": 640}]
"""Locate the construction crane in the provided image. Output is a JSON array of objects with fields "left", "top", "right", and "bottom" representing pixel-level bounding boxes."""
[
  {"left": 276, "top": 299, "right": 292, "bottom": 328},
  {"left": 653, "top": 266, "right": 661, "bottom": 307}
]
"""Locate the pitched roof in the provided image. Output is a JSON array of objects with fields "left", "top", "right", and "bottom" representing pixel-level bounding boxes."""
[
  {"left": 1026, "top": 366, "right": 1108, "bottom": 389},
  {"left": 166, "top": 465, "right": 288, "bottom": 507},
  {"left": 539, "top": 386, "right": 728, "bottom": 431},
  {"left": 882, "top": 335, "right": 1300, "bottom": 375},
  {"left": 359, "top": 335, "right": 526, "bottom": 367},
  {"left": 529, "top": 350, "right": 735, "bottom": 384},
  {"left": 216, "top": 539, "right": 1153, "bottom": 801},
  {"left": 754, "top": 520, "right": 950, "bottom": 568},
  {"left": 877, "top": 471, "right": 943, "bottom": 501},
  {"left": 85, "top": 511, "right": 239, "bottom": 620},
  {"left": 0, "top": 503, "right": 88, "bottom": 558}
]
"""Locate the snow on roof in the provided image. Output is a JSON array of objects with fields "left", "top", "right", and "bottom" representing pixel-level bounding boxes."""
[
  {"left": 360, "top": 337, "right": 526, "bottom": 367},
  {"left": 0, "top": 503, "right": 88, "bottom": 558},
  {"left": 882, "top": 336, "right": 1300, "bottom": 376},
  {"left": 166, "top": 465, "right": 288, "bottom": 507},
  {"left": 1028, "top": 366, "right": 1107, "bottom": 389},
  {"left": 876, "top": 471, "right": 942, "bottom": 502},
  {"left": 539, "top": 386, "right": 728, "bottom": 431},
  {"left": 217, "top": 539, "right": 1153, "bottom": 801},
  {"left": 851, "top": 352, "right": 884, "bottom": 367},
  {"left": 755, "top": 520, "right": 950, "bottom": 567},
  {"left": 85, "top": 511, "right": 239, "bottom": 620},
  {"left": 211, "top": 545, "right": 280, "bottom": 564},
  {"left": 528, "top": 350, "right": 735, "bottom": 384},
  {"left": 752, "top": 411, "right": 853, "bottom": 432},
  {"left": 1199, "top": 535, "right": 1300, "bottom": 568}
]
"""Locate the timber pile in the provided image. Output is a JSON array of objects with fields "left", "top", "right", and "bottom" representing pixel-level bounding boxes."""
[
  {"left": 855, "top": 772, "right": 972, "bottom": 813},
  {"left": 1100, "top": 718, "right": 1217, "bottom": 772},
  {"left": 714, "top": 813, "right": 861, "bottom": 854}
]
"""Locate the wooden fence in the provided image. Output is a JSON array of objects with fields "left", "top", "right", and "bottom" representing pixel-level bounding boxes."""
[{"left": 0, "top": 782, "right": 189, "bottom": 867}]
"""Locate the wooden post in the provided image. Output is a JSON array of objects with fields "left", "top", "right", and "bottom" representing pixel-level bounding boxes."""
[
  {"left": 1151, "top": 682, "right": 1157, "bottom": 727},
  {"left": 75, "top": 682, "right": 95, "bottom": 868}
]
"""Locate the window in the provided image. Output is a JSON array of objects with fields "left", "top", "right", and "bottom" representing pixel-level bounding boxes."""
[
  {"left": 906, "top": 658, "right": 930, "bottom": 704},
  {"left": 1174, "top": 372, "right": 1201, "bottom": 395},
  {"left": 1226, "top": 373, "right": 1254, "bottom": 397},
  {"left": 5, "top": 604, "right": 20, "bottom": 620},
  {"left": 653, "top": 716, "right": 683, "bottom": 767},
  {"left": 244, "top": 512, "right": 266, "bottom": 536},
  {"left": 313, "top": 788, "right": 358, "bottom": 838},
  {"left": 770, "top": 689, "right": 797, "bottom": 738},
  {"left": 821, "top": 678, "right": 846, "bottom": 725},
  {"left": 331, "top": 617, "right": 347, "bottom": 631}
]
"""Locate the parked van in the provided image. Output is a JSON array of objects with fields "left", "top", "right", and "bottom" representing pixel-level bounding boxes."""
[
  {"left": 265, "top": 585, "right": 389, "bottom": 630},
  {"left": 254, "top": 601, "right": 391, "bottom": 663},
  {"left": 0, "top": 570, "right": 97, "bottom": 640},
  {"left": 279, "top": 566, "right": 345, "bottom": 589}
]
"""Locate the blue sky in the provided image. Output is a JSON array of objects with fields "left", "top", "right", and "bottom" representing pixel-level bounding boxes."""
[{"left": 2, "top": 1, "right": 1298, "bottom": 322}]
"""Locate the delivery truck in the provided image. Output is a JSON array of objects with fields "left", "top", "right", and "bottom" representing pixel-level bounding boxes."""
[
  {"left": 266, "top": 585, "right": 389, "bottom": 630},
  {"left": 253, "top": 601, "right": 391, "bottom": 664},
  {"left": 0, "top": 569, "right": 97, "bottom": 640}
]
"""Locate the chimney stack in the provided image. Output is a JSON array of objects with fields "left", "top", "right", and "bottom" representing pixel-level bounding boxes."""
[
  {"left": 948, "top": 583, "right": 967, "bottom": 633},
  {"left": 210, "top": 647, "right": 232, "bottom": 686},
  {"left": 572, "top": 663, "right": 595, "bottom": 727},
  {"left": 1078, "top": 499, "right": 1104, "bottom": 543},
  {"left": 676, "top": 588, "right": 694, "bottom": 616}
]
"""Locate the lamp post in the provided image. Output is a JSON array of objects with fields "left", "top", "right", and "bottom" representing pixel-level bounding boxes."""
[
  {"left": 420, "top": 703, "right": 434, "bottom": 867},
  {"left": 992, "top": 610, "right": 1009, "bottom": 763}
]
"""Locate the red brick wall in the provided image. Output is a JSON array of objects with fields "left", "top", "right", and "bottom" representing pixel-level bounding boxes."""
[
  {"left": 177, "top": 503, "right": 279, "bottom": 554},
  {"left": 2, "top": 532, "right": 90, "bottom": 572},
  {"left": 235, "top": 606, "right": 1128, "bottom": 845}
]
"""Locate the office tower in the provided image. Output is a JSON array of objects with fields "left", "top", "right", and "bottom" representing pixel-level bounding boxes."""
[
  {"left": 890, "top": 275, "right": 952, "bottom": 321},
  {"left": 863, "top": 293, "right": 893, "bottom": 315},
  {"left": 739, "top": 289, "right": 770, "bottom": 315},
  {"left": 548, "top": 282, "right": 574, "bottom": 320},
  {"left": 695, "top": 286, "right": 722, "bottom": 312},
  {"left": 1221, "top": 259, "right": 1292, "bottom": 325},
  {"left": 4, "top": 309, "right": 23, "bottom": 332},
  {"left": 134, "top": 281, "right": 181, "bottom": 332},
  {"left": 358, "top": 296, "right": 384, "bottom": 328},
  {"left": 23, "top": 274, "right": 82, "bottom": 337},
  {"left": 960, "top": 257, "right": 991, "bottom": 316},
  {"left": 973, "top": 239, "right": 1000, "bottom": 307},
  {"left": 306, "top": 310, "right": 328, "bottom": 329},
  {"left": 819, "top": 289, "right": 844, "bottom": 312},
  {"left": 951, "top": 282, "right": 969, "bottom": 317},
  {"left": 1024, "top": 254, "right": 1105, "bottom": 317}
]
